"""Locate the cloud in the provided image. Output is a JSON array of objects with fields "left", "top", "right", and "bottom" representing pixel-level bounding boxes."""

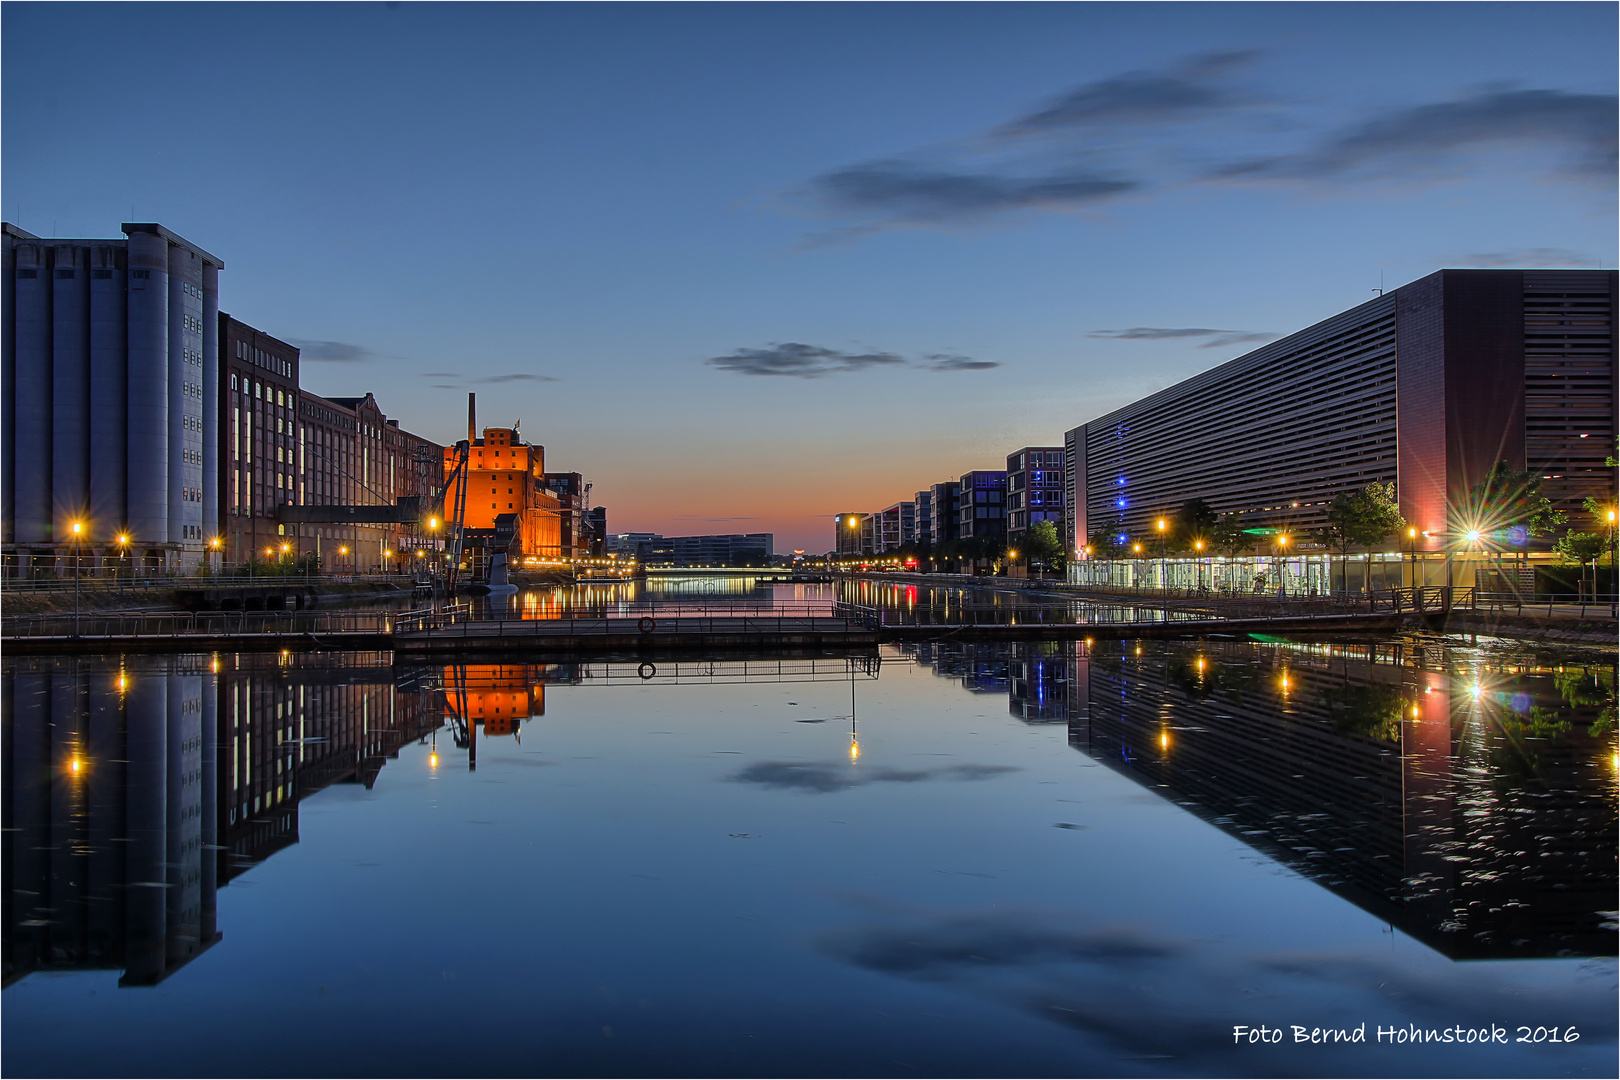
[
  {"left": 706, "top": 342, "right": 904, "bottom": 378},
  {"left": 706, "top": 342, "right": 998, "bottom": 378},
  {"left": 733, "top": 760, "right": 1018, "bottom": 793},
  {"left": 1459, "top": 248, "right": 1595, "bottom": 268},
  {"left": 1089, "top": 327, "right": 1278, "bottom": 349},
  {"left": 416, "top": 371, "right": 559, "bottom": 385},
  {"left": 1000, "top": 50, "right": 1263, "bottom": 135},
  {"left": 475, "top": 373, "right": 558, "bottom": 384},
  {"left": 813, "top": 162, "right": 1138, "bottom": 225},
  {"left": 798, "top": 60, "right": 1615, "bottom": 236},
  {"left": 1213, "top": 87, "right": 1618, "bottom": 183},
  {"left": 923, "top": 352, "right": 1002, "bottom": 372},
  {"left": 289, "top": 339, "right": 378, "bottom": 362}
]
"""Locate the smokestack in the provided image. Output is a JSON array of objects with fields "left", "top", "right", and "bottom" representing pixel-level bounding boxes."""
[{"left": 467, "top": 393, "right": 477, "bottom": 444}]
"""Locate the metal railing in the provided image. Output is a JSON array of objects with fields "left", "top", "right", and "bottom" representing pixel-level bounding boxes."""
[
  {"left": 399, "top": 602, "right": 869, "bottom": 639},
  {"left": 393, "top": 604, "right": 470, "bottom": 633},
  {"left": 1, "top": 573, "right": 418, "bottom": 593},
  {"left": 1472, "top": 591, "right": 1617, "bottom": 619},
  {"left": 1, "top": 609, "right": 397, "bottom": 640}
]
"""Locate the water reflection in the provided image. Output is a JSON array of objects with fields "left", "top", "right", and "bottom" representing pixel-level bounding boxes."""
[{"left": 904, "top": 637, "right": 1618, "bottom": 959}]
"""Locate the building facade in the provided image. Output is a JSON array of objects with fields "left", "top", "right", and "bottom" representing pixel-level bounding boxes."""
[
  {"left": 912, "top": 489, "right": 933, "bottom": 549},
  {"left": 1005, "top": 446, "right": 1065, "bottom": 543},
  {"left": 878, "top": 501, "right": 916, "bottom": 552},
  {"left": 220, "top": 316, "right": 299, "bottom": 566},
  {"left": 444, "top": 426, "right": 562, "bottom": 572},
  {"left": 4, "top": 222, "right": 223, "bottom": 574},
  {"left": 928, "top": 482, "right": 961, "bottom": 547},
  {"left": 957, "top": 470, "right": 1008, "bottom": 542},
  {"left": 1065, "top": 269, "right": 1617, "bottom": 565}
]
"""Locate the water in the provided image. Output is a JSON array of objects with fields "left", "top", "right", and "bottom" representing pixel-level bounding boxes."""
[{"left": 4, "top": 581, "right": 1615, "bottom": 1077}]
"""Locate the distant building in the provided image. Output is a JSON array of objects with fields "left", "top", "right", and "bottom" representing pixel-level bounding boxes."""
[
  {"left": 913, "top": 490, "right": 933, "bottom": 549},
  {"left": 584, "top": 507, "right": 607, "bottom": 555},
  {"left": 543, "top": 472, "right": 590, "bottom": 559},
  {"left": 928, "top": 482, "right": 961, "bottom": 547},
  {"left": 1006, "top": 446, "right": 1065, "bottom": 544},
  {"left": 957, "top": 470, "right": 1007, "bottom": 542},
  {"left": 878, "top": 501, "right": 916, "bottom": 552},
  {"left": 444, "top": 426, "right": 562, "bottom": 574},
  {"left": 607, "top": 532, "right": 660, "bottom": 556},
  {"left": 833, "top": 514, "right": 865, "bottom": 557},
  {"left": 3, "top": 221, "right": 223, "bottom": 575},
  {"left": 644, "top": 533, "right": 774, "bottom": 567}
]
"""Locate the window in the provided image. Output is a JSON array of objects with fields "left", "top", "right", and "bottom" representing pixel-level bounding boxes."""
[
  {"left": 92, "top": 269, "right": 112, "bottom": 280},
  {"left": 256, "top": 382, "right": 262, "bottom": 399},
  {"left": 17, "top": 268, "right": 37, "bottom": 279}
]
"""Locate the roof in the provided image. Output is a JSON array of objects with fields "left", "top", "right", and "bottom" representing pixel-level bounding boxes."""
[{"left": 121, "top": 222, "right": 225, "bottom": 268}]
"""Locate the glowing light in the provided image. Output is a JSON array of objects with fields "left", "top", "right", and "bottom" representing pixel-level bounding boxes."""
[
  {"left": 1157, "top": 519, "right": 1166, "bottom": 532},
  {"left": 117, "top": 533, "right": 129, "bottom": 545},
  {"left": 1277, "top": 535, "right": 1289, "bottom": 547},
  {"left": 1412, "top": 705, "right": 1420, "bottom": 718},
  {"left": 429, "top": 517, "right": 439, "bottom": 529},
  {"left": 1196, "top": 657, "right": 1205, "bottom": 671},
  {"left": 1007, "top": 549, "right": 1018, "bottom": 560},
  {"left": 116, "top": 673, "right": 128, "bottom": 692},
  {"left": 71, "top": 521, "right": 82, "bottom": 535},
  {"left": 281, "top": 649, "right": 291, "bottom": 658},
  {"left": 1408, "top": 528, "right": 1417, "bottom": 538},
  {"left": 429, "top": 753, "right": 439, "bottom": 769},
  {"left": 1469, "top": 683, "right": 1483, "bottom": 699},
  {"left": 1159, "top": 732, "right": 1169, "bottom": 751},
  {"left": 281, "top": 543, "right": 290, "bottom": 553},
  {"left": 1194, "top": 540, "right": 1204, "bottom": 551},
  {"left": 69, "top": 756, "right": 82, "bottom": 773},
  {"left": 849, "top": 739, "right": 860, "bottom": 761}
]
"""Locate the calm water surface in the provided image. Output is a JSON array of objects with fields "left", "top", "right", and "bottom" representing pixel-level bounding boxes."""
[{"left": 4, "top": 582, "right": 1615, "bottom": 1077}]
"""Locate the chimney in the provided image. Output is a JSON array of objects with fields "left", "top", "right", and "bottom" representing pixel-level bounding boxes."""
[{"left": 467, "top": 393, "right": 477, "bottom": 444}]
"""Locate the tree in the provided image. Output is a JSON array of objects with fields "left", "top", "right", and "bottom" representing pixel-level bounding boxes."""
[
  {"left": 1468, "top": 462, "right": 1566, "bottom": 587},
  {"left": 1555, "top": 531, "right": 1607, "bottom": 598},
  {"left": 1316, "top": 483, "right": 1404, "bottom": 594},
  {"left": 1208, "top": 512, "right": 1254, "bottom": 558},
  {"left": 1346, "top": 482, "right": 1404, "bottom": 593},
  {"left": 1021, "top": 520, "right": 1064, "bottom": 573},
  {"left": 1171, "top": 499, "right": 1218, "bottom": 552}
]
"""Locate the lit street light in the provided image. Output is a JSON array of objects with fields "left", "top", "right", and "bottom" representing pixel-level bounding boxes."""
[{"left": 70, "top": 521, "right": 83, "bottom": 637}]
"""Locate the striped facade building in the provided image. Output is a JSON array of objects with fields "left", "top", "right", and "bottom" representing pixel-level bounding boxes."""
[{"left": 1065, "top": 269, "right": 1617, "bottom": 566}]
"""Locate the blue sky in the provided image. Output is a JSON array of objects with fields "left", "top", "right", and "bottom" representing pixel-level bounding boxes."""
[{"left": 4, "top": 2, "right": 1615, "bottom": 550}]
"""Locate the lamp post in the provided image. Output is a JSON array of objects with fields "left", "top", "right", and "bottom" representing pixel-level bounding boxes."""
[
  {"left": 1156, "top": 518, "right": 1168, "bottom": 591},
  {"left": 1275, "top": 533, "right": 1290, "bottom": 599},
  {"left": 1406, "top": 527, "right": 1418, "bottom": 591},
  {"left": 117, "top": 533, "right": 129, "bottom": 584},
  {"left": 70, "top": 521, "right": 83, "bottom": 637},
  {"left": 1193, "top": 539, "right": 1205, "bottom": 591},
  {"left": 1132, "top": 542, "right": 1143, "bottom": 591},
  {"left": 208, "top": 536, "right": 221, "bottom": 577},
  {"left": 1607, "top": 508, "right": 1616, "bottom": 616}
]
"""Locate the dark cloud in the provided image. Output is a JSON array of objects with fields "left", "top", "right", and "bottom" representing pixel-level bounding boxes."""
[
  {"left": 1001, "top": 50, "right": 1263, "bottom": 135},
  {"left": 1459, "top": 247, "right": 1595, "bottom": 268},
  {"left": 1213, "top": 87, "right": 1618, "bottom": 183},
  {"left": 289, "top": 339, "right": 376, "bottom": 362},
  {"left": 923, "top": 353, "right": 1002, "bottom": 372},
  {"left": 1089, "top": 327, "right": 1278, "bottom": 350},
  {"left": 707, "top": 343, "right": 998, "bottom": 378},
  {"left": 475, "top": 373, "right": 558, "bottom": 384},
  {"left": 707, "top": 342, "right": 904, "bottom": 379},
  {"left": 813, "top": 161, "right": 1137, "bottom": 224},
  {"left": 732, "top": 761, "right": 1018, "bottom": 793}
]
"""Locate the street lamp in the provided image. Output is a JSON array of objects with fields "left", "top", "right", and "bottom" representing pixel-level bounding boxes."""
[
  {"left": 1275, "top": 533, "right": 1290, "bottom": 599},
  {"left": 208, "top": 536, "right": 221, "bottom": 577},
  {"left": 70, "top": 521, "right": 83, "bottom": 637},
  {"left": 117, "top": 533, "right": 129, "bottom": 582},
  {"left": 1193, "top": 539, "right": 1205, "bottom": 591},
  {"left": 1156, "top": 519, "right": 1168, "bottom": 590},
  {"left": 1407, "top": 527, "right": 1418, "bottom": 591}
]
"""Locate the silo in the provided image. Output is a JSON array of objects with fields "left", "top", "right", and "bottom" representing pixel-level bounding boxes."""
[
  {"left": 11, "top": 237, "right": 52, "bottom": 545},
  {"left": 89, "top": 244, "right": 128, "bottom": 538},
  {"left": 124, "top": 231, "right": 169, "bottom": 546},
  {"left": 52, "top": 244, "right": 91, "bottom": 544},
  {"left": 201, "top": 262, "right": 220, "bottom": 546}
]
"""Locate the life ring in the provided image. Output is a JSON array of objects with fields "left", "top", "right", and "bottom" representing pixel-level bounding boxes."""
[
  {"left": 638, "top": 616, "right": 656, "bottom": 633},
  {"left": 637, "top": 662, "right": 657, "bottom": 680}
]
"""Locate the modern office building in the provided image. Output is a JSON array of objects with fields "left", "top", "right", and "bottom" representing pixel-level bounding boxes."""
[
  {"left": 878, "top": 501, "right": 916, "bottom": 552},
  {"left": 957, "top": 470, "right": 1008, "bottom": 542},
  {"left": 1065, "top": 269, "right": 1616, "bottom": 562},
  {"left": 3, "top": 222, "right": 223, "bottom": 574},
  {"left": 913, "top": 490, "right": 933, "bottom": 548},
  {"left": 644, "top": 533, "right": 774, "bottom": 567},
  {"left": 833, "top": 514, "right": 866, "bottom": 557},
  {"left": 584, "top": 506, "right": 607, "bottom": 555},
  {"left": 1005, "top": 446, "right": 1065, "bottom": 543},
  {"left": 928, "top": 482, "right": 961, "bottom": 547}
]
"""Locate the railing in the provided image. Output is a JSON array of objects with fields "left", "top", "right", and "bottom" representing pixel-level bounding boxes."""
[
  {"left": 393, "top": 604, "right": 470, "bottom": 633},
  {"left": 1472, "top": 591, "right": 1617, "bottom": 619},
  {"left": 399, "top": 602, "right": 870, "bottom": 639},
  {"left": 1, "top": 609, "right": 398, "bottom": 640},
  {"left": 1, "top": 573, "right": 418, "bottom": 593}
]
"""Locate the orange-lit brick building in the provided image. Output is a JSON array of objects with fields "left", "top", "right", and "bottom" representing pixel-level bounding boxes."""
[
  {"left": 441, "top": 664, "right": 544, "bottom": 737},
  {"left": 445, "top": 427, "right": 562, "bottom": 569}
]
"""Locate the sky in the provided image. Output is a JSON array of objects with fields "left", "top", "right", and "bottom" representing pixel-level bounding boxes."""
[{"left": 4, "top": 2, "right": 1615, "bottom": 552}]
